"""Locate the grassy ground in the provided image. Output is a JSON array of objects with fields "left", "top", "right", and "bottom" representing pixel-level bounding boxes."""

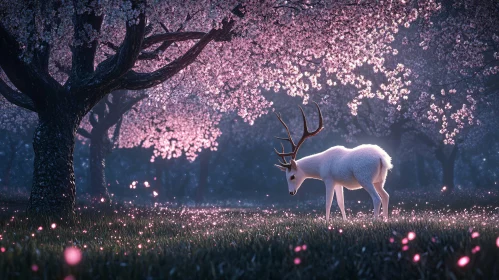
[{"left": 0, "top": 190, "right": 498, "bottom": 279}]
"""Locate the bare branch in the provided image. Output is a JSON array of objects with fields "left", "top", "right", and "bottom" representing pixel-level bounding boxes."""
[
  {"left": 0, "top": 23, "right": 61, "bottom": 104},
  {"left": 120, "top": 19, "right": 235, "bottom": 90},
  {"left": 0, "top": 77, "right": 36, "bottom": 112},
  {"left": 77, "top": 128, "right": 92, "bottom": 139}
]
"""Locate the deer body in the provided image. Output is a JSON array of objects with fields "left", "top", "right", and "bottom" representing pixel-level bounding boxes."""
[
  {"left": 291, "top": 144, "right": 393, "bottom": 221},
  {"left": 273, "top": 102, "right": 393, "bottom": 222}
]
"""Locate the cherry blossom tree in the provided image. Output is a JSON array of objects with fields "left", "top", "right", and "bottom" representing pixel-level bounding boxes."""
[
  {"left": 77, "top": 90, "right": 147, "bottom": 200},
  {"left": 0, "top": 0, "right": 442, "bottom": 221}
]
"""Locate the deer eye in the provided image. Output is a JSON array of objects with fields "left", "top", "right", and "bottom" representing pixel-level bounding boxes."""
[{"left": 290, "top": 175, "right": 295, "bottom": 180}]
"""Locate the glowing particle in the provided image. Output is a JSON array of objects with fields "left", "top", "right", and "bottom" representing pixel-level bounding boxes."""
[
  {"left": 402, "top": 245, "right": 409, "bottom": 251},
  {"left": 402, "top": 238, "right": 408, "bottom": 245},
  {"left": 389, "top": 237, "right": 394, "bottom": 243},
  {"left": 407, "top": 232, "right": 416, "bottom": 240},
  {"left": 37, "top": 226, "right": 43, "bottom": 231},
  {"left": 294, "top": 246, "right": 301, "bottom": 252},
  {"left": 153, "top": 191, "right": 159, "bottom": 197},
  {"left": 294, "top": 257, "right": 301, "bottom": 265},
  {"left": 31, "top": 264, "right": 39, "bottom": 271},
  {"left": 51, "top": 223, "right": 56, "bottom": 229},
  {"left": 339, "top": 229, "right": 343, "bottom": 233},
  {"left": 144, "top": 181, "right": 150, "bottom": 188},
  {"left": 64, "top": 276, "right": 76, "bottom": 280},
  {"left": 413, "top": 254, "right": 420, "bottom": 262},
  {"left": 457, "top": 256, "right": 470, "bottom": 267},
  {"left": 441, "top": 186, "right": 447, "bottom": 192},
  {"left": 471, "top": 232, "right": 479, "bottom": 238},
  {"left": 0, "top": 247, "right": 5, "bottom": 253},
  {"left": 64, "top": 247, "right": 82, "bottom": 266},
  {"left": 471, "top": 246, "right": 480, "bottom": 254},
  {"left": 100, "top": 198, "right": 105, "bottom": 202},
  {"left": 138, "top": 244, "right": 142, "bottom": 249},
  {"left": 496, "top": 237, "right": 499, "bottom": 247},
  {"left": 302, "top": 245, "right": 307, "bottom": 251}
]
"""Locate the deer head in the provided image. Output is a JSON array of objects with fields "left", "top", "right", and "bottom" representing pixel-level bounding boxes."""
[{"left": 274, "top": 102, "right": 323, "bottom": 195}]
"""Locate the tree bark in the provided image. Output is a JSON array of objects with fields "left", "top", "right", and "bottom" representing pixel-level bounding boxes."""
[
  {"left": 195, "top": 150, "right": 211, "bottom": 205},
  {"left": 89, "top": 130, "right": 111, "bottom": 201},
  {"left": 436, "top": 146, "right": 458, "bottom": 195},
  {"left": 27, "top": 109, "right": 82, "bottom": 223}
]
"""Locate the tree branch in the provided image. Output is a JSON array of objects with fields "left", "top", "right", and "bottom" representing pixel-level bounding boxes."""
[
  {"left": 0, "top": 23, "right": 61, "bottom": 103},
  {"left": 86, "top": 0, "right": 146, "bottom": 94},
  {"left": 77, "top": 128, "right": 92, "bottom": 139},
  {"left": 120, "top": 19, "right": 235, "bottom": 90},
  {"left": 0, "top": 77, "right": 37, "bottom": 112},
  {"left": 101, "top": 91, "right": 148, "bottom": 129},
  {"left": 142, "top": 32, "right": 207, "bottom": 49},
  {"left": 70, "top": 0, "right": 104, "bottom": 80}
]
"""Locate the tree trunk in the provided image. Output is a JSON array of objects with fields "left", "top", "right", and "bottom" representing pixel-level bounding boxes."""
[
  {"left": 89, "top": 131, "right": 111, "bottom": 201},
  {"left": 416, "top": 156, "right": 429, "bottom": 187},
  {"left": 27, "top": 110, "right": 82, "bottom": 223},
  {"left": 436, "top": 146, "right": 458, "bottom": 195},
  {"left": 195, "top": 150, "right": 211, "bottom": 205}
]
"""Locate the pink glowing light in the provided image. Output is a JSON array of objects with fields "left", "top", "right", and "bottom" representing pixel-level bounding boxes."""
[
  {"left": 64, "top": 276, "right": 76, "bottom": 280},
  {"left": 294, "top": 246, "right": 301, "bottom": 252},
  {"left": 413, "top": 254, "right": 420, "bottom": 262},
  {"left": 37, "top": 226, "right": 43, "bottom": 231},
  {"left": 407, "top": 232, "right": 416, "bottom": 240},
  {"left": 51, "top": 223, "right": 56, "bottom": 229},
  {"left": 64, "top": 247, "right": 82, "bottom": 266},
  {"left": 496, "top": 237, "right": 499, "bottom": 247},
  {"left": 302, "top": 245, "right": 307, "bottom": 251},
  {"left": 389, "top": 237, "right": 394, "bottom": 243},
  {"left": 457, "top": 256, "right": 470, "bottom": 267},
  {"left": 471, "top": 246, "right": 480, "bottom": 254},
  {"left": 402, "top": 238, "right": 409, "bottom": 245},
  {"left": 31, "top": 264, "right": 39, "bottom": 271},
  {"left": 1, "top": 247, "right": 5, "bottom": 253},
  {"left": 402, "top": 245, "right": 409, "bottom": 251},
  {"left": 471, "top": 232, "right": 480, "bottom": 238},
  {"left": 294, "top": 257, "right": 301, "bottom": 265}
]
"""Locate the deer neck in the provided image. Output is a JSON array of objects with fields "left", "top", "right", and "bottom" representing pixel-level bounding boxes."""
[{"left": 297, "top": 154, "right": 322, "bottom": 180}]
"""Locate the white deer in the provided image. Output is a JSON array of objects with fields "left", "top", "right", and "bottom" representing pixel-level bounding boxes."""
[{"left": 274, "top": 102, "right": 393, "bottom": 222}]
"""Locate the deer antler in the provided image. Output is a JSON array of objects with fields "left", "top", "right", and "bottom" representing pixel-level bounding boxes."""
[{"left": 274, "top": 101, "right": 324, "bottom": 168}]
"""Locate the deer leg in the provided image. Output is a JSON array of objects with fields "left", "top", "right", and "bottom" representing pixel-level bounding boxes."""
[
  {"left": 374, "top": 181, "right": 389, "bottom": 221},
  {"left": 334, "top": 185, "right": 346, "bottom": 221},
  {"left": 325, "top": 180, "right": 335, "bottom": 223},
  {"left": 359, "top": 180, "right": 381, "bottom": 219}
]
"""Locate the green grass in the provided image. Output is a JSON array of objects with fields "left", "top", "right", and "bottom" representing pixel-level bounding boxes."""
[{"left": 0, "top": 190, "right": 498, "bottom": 279}]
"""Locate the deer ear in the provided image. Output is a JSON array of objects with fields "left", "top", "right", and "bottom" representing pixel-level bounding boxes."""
[
  {"left": 274, "top": 164, "right": 287, "bottom": 172},
  {"left": 291, "top": 159, "right": 298, "bottom": 170}
]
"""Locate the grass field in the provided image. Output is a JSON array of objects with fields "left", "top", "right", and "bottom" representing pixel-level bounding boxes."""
[{"left": 0, "top": 190, "right": 498, "bottom": 279}]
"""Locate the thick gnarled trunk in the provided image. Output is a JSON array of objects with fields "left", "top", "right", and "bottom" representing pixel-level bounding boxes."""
[
  {"left": 89, "top": 131, "right": 111, "bottom": 201},
  {"left": 27, "top": 110, "right": 82, "bottom": 223}
]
